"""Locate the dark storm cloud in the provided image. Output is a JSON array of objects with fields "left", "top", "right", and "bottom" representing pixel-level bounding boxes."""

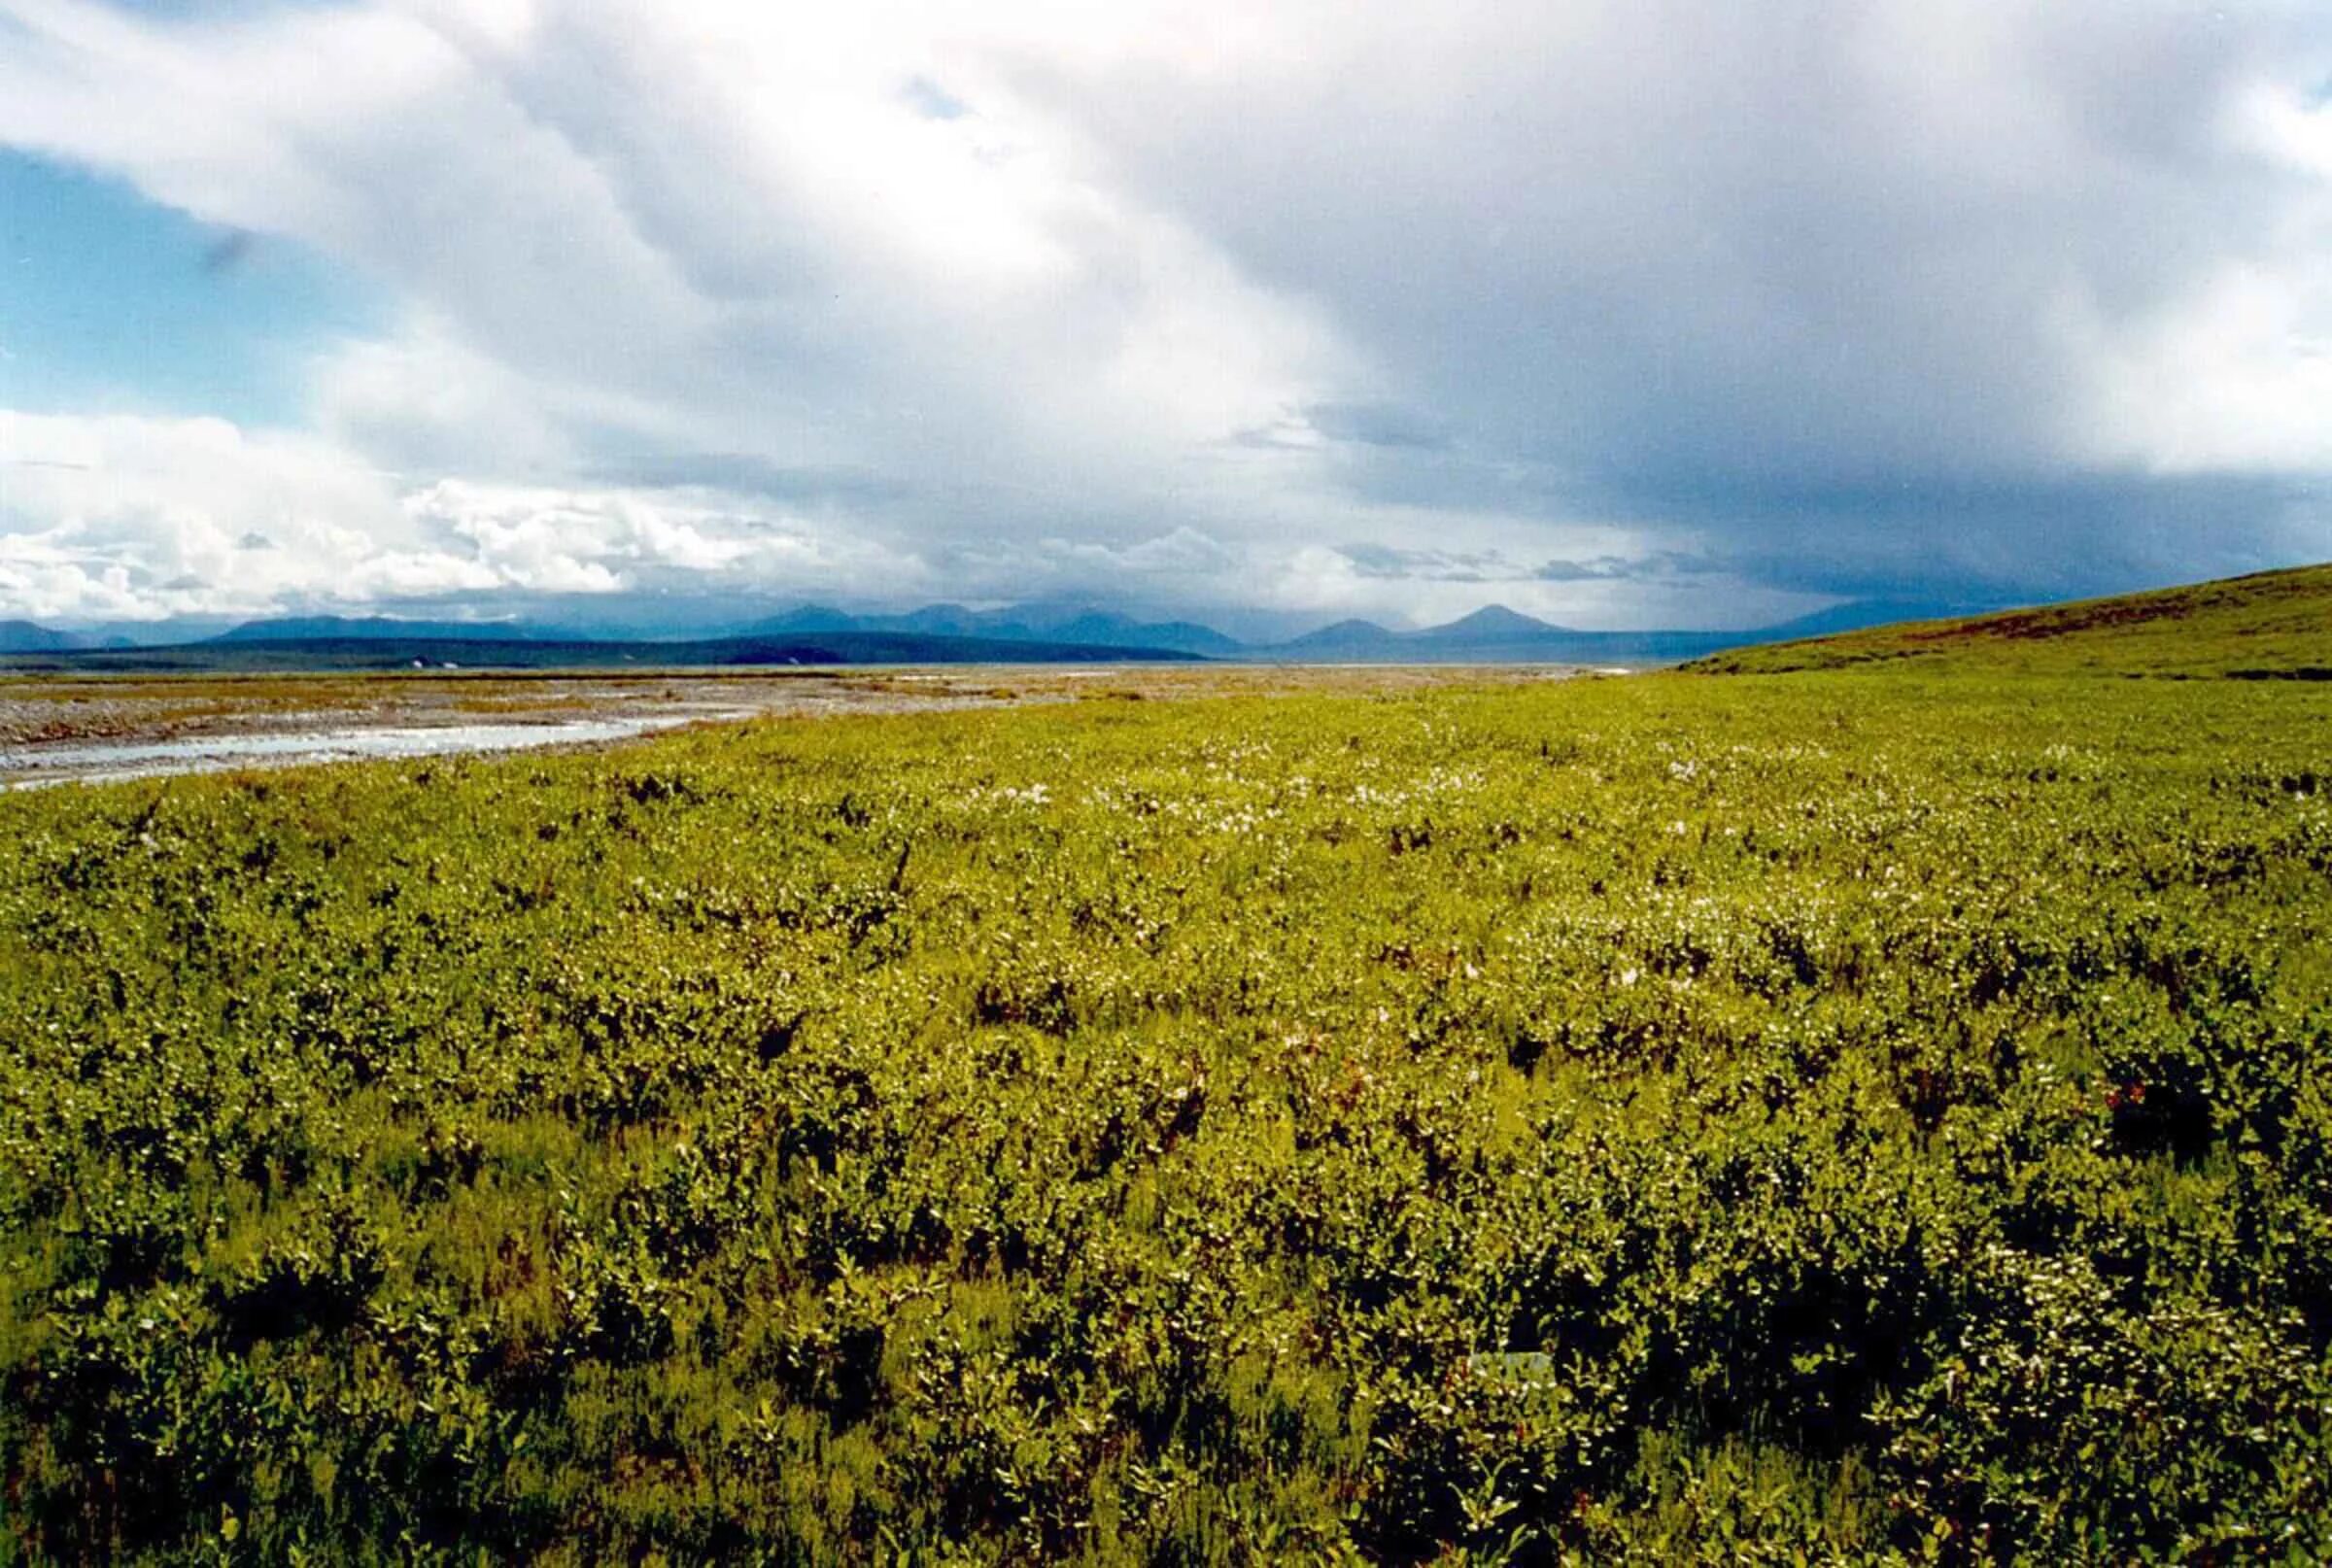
[
  {"left": 1619, "top": 470, "right": 2325, "bottom": 600},
  {"left": 1302, "top": 402, "right": 1451, "bottom": 452},
  {"left": 198, "top": 227, "right": 251, "bottom": 274},
  {"left": 1007, "top": 0, "right": 2332, "bottom": 597},
  {"left": 1532, "top": 551, "right": 1724, "bottom": 583},
  {"left": 2, "top": 0, "right": 2329, "bottom": 625}
]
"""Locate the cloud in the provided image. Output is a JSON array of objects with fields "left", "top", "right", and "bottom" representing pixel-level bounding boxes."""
[
  {"left": 198, "top": 228, "right": 253, "bottom": 275},
  {"left": 0, "top": 410, "right": 930, "bottom": 618},
  {"left": 999, "top": 0, "right": 2332, "bottom": 582},
  {"left": 1532, "top": 551, "right": 1723, "bottom": 583},
  {"left": 1301, "top": 402, "right": 1451, "bottom": 452},
  {"left": 1337, "top": 543, "right": 1501, "bottom": 582},
  {"left": 0, "top": 410, "right": 477, "bottom": 619},
  {"left": 0, "top": 0, "right": 2327, "bottom": 625}
]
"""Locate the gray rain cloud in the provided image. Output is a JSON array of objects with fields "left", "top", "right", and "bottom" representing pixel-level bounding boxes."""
[{"left": 0, "top": 0, "right": 2327, "bottom": 627}]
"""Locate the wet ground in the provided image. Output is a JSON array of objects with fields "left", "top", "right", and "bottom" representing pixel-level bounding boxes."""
[
  {"left": 2, "top": 714, "right": 747, "bottom": 788},
  {"left": 0, "top": 665, "right": 1603, "bottom": 788}
]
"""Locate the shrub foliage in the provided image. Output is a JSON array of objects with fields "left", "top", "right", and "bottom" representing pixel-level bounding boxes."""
[{"left": 2, "top": 672, "right": 2330, "bottom": 1560}]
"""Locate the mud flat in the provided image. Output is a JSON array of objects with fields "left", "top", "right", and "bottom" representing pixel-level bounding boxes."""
[
  {"left": 0, "top": 665, "right": 1595, "bottom": 786},
  {"left": 0, "top": 671, "right": 1002, "bottom": 786}
]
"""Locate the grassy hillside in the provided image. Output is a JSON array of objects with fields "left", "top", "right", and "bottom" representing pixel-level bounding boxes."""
[
  {"left": 1690, "top": 562, "right": 2332, "bottom": 676},
  {"left": 4, "top": 671, "right": 2331, "bottom": 1561}
]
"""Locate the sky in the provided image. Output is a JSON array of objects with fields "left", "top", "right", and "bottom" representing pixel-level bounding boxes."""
[{"left": 1, "top": 0, "right": 2329, "bottom": 632}]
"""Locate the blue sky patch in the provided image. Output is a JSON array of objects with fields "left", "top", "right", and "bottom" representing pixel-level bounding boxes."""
[{"left": 0, "top": 149, "right": 378, "bottom": 426}]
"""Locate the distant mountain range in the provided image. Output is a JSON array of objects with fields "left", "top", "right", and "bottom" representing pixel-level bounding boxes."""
[
  {"left": 0, "top": 596, "right": 1999, "bottom": 668},
  {"left": 736, "top": 604, "right": 1246, "bottom": 657},
  {"left": 0, "top": 620, "right": 137, "bottom": 653},
  {"left": 6, "top": 630, "right": 1210, "bottom": 674},
  {"left": 0, "top": 620, "right": 93, "bottom": 653},
  {"left": 207, "top": 615, "right": 545, "bottom": 645},
  {"left": 1246, "top": 598, "right": 1990, "bottom": 665}
]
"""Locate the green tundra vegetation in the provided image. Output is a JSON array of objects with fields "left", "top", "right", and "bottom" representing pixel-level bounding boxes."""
[
  {"left": 2, "top": 597, "right": 2331, "bottom": 1560},
  {"left": 1691, "top": 562, "right": 2332, "bottom": 678}
]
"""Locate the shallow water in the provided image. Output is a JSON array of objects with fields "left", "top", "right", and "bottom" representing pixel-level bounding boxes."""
[{"left": 0, "top": 712, "right": 733, "bottom": 789}]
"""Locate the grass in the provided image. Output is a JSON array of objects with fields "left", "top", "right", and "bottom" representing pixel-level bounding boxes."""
[
  {"left": 1689, "top": 562, "right": 2332, "bottom": 677},
  {"left": 0, "top": 569, "right": 2329, "bottom": 1560}
]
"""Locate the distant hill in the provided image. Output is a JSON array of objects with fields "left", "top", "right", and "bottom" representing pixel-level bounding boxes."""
[
  {"left": 733, "top": 603, "right": 1242, "bottom": 657},
  {"left": 1688, "top": 564, "right": 2332, "bottom": 678},
  {"left": 1252, "top": 605, "right": 1766, "bottom": 665},
  {"left": 1, "top": 591, "right": 2069, "bottom": 671},
  {"left": 1413, "top": 604, "right": 1564, "bottom": 646},
  {"left": 1273, "top": 618, "right": 1401, "bottom": 655},
  {"left": 747, "top": 604, "right": 861, "bottom": 634},
  {"left": 1035, "top": 613, "right": 1244, "bottom": 658},
  {"left": 0, "top": 620, "right": 96, "bottom": 653},
  {"left": 212, "top": 615, "right": 542, "bottom": 643},
  {"left": 872, "top": 603, "right": 991, "bottom": 637}
]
